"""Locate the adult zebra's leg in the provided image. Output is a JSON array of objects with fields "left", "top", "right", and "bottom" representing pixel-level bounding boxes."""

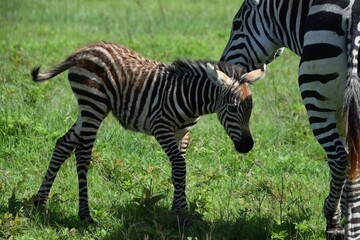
[
  {"left": 299, "top": 18, "right": 348, "bottom": 236},
  {"left": 154, "top": 126, "right": 187, "bottom": 212},
  {"left": 34, "top": 122, "right": 80, "bottom": 208},
  {"left": 306, "top": 110, "right": 347, "bottom": 238},
  {"left": 324, "top": 148, "right": 347, "bottom": 238},
  {"left": 299, "top": 67, "right": 347, "bottom": 239},
  {"left": 341, "top": 177, "right": 360, "bottom": 239},
  {"left": 299, "top": 86, "right": 347, "bottom": 238}
]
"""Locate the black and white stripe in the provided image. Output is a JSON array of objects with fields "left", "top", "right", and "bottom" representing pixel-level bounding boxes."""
[
  {"left": 31, "top": 41, "right": 264, "bottom": 223},
  {"left": 221, "top": 0, "right": 360, "bottom": 238}
]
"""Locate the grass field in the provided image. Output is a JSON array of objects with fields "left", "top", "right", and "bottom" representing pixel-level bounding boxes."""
[{"left": 0, "top": 0, "right": 328, "bottom": 239}]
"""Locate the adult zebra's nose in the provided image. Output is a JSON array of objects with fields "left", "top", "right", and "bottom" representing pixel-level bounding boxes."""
[{"left": 234, "top": 135, "right": 254, "bottom": 153}]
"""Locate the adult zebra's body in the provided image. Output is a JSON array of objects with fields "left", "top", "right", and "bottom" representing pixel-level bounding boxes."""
[
  {"left": 31, "top": 41, "right": 264, "bottom": 223},
  {"left": 220, "top": 0, "right": 360, "bottom": 238}
]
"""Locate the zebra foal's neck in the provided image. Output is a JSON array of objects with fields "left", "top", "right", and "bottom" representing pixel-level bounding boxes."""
[{"left": 165, "top": 60, "right": 223, "bottom": 115}]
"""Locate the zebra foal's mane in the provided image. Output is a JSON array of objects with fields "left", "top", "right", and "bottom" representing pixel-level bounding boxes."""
[{"left": 168, "top": 59, "right": 248, "bottom": 83}]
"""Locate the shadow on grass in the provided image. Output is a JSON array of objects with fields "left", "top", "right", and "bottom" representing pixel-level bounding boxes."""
[
  {"left": 5, "top": 191, "right": 87, "bottom": 231},
  {"left": 102, "top": 202, "right": 272, "bottom": 240},
  {"left": 6, "top": 191, "right": 316, "bottom": 239},
  {"left": 28, "top": 201, "right": 271, "bottom": 239}
]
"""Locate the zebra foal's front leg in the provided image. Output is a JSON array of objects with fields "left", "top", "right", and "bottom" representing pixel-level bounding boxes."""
[
  {"left": 155, "top": 130, "right": 188, "bottom": 212},
  {"left": 169, "top": 145, "right": 187, "bottom": 212}
]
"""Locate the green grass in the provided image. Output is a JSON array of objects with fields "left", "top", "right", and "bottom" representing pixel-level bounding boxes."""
[{"left": 0, "top": 0, "right": 328, "bottom": 239}]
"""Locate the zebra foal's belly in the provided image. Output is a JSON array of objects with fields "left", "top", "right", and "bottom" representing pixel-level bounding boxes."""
[{"left": 113, "top": 109, "right": 153, "bottom": 135}]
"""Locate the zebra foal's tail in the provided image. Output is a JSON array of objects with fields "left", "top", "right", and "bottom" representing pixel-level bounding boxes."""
[
  {"left": 31, "top": 57, "right": 74, "bottom": 82},
  {"left": 344, "top": 0, "right": 360, "bottom": 181}
]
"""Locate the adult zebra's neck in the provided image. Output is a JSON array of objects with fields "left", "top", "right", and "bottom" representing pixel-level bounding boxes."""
[
  {"left": 259, "top": 0, "right": 311, "bottom": 56},
  {"left": 221, "top": 0, "right": 310, "bottom": 70}
]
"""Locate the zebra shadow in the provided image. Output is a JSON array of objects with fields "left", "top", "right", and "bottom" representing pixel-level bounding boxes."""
[
  {"left": 5, "top": 191, "right": 87, "bottom": 231},
  {"left": 5, "top": 190, "right": 313, "bottom": 239},
  {"left": 104, "top": 201, "right": 273, "bottom": 240}
]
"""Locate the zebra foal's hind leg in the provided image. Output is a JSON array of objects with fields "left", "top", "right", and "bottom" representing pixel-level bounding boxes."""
[
  {"left": 34, "top": 122, "right": 80, "bottom": 208},
  {"left": 74, "top": 115, "right": 105, "bottom": 223},
  {"left": 35, "top": 94, "right": 108, "bottom": 223},
  {"left": 176, "top": 131, "right": 191, "bottom": 158},
  {"left": 175, "top": 119, "right": 198, "bottom": 158}
]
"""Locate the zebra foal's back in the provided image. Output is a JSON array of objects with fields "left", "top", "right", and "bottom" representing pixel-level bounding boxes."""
[{"left": 74, "top": 42, "right": 166, "bottom": 132}]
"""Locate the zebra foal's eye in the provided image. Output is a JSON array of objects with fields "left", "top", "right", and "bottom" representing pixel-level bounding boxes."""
[{"left": 227, "top": 104, "right": 238, "bottom": 113}]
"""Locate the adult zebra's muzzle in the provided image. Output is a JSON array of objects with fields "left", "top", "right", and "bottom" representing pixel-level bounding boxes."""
[{"left": 233, "top": 135, "right": 254, "bottom": 153}]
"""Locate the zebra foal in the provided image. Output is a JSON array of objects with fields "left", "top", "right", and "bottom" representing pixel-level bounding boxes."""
[{"left": 31, "top": 41, "right": 264, "bottom": 223}]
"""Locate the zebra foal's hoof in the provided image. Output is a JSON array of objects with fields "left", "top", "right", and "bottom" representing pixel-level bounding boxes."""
[
  {"left": 179, "top": 216, "right": 192, "bottom": 228},
  {"left": 33, "top": 196, "right": 46, "bottom": 207},
  {"left": 326, "top": 227, "right": 344, "bottom": 240},
  {"left": 79, "top": 214, "right": 96, "bottom": 225},
  {"left": 33, "top": 197, "right": 47, "bottom": 214},
  {"left": 171, "top": 207, "right": 193, "bottom": 228}
]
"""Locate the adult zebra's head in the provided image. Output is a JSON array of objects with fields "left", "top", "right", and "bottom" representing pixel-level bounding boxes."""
[
  {"left": 220, "top": 0, "right": 284, "bottom": 72},
  {"left": 206, "top": 63, "right": 265, "bottom": 153}
]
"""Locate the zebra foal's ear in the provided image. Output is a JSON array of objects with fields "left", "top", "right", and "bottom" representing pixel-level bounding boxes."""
[
  {"left": 241, "top": 65, "right": 266, "bottom": 83},
  {"left": 205, "top": 63, "right": 233, "bottom": 88}
]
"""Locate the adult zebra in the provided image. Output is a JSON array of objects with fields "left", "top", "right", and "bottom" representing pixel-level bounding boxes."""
[
  {"left": 220, "top": 0, "right": 360, "bottom": 238},
  {"left": 31, "top": 41, "right": 264, "bottom": 223}
]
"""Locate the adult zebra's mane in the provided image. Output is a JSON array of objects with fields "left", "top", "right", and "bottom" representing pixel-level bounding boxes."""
[{"left": 167, "top": 59, "right": 247, "bottom": 83}]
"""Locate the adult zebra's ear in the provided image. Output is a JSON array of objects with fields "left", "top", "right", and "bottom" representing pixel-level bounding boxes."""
[
  {"left": 241, "top": 65, "right": 266, "bottom": 83},
  {"left": 206, "top": 63, "right": 234, "bottom": 88}
]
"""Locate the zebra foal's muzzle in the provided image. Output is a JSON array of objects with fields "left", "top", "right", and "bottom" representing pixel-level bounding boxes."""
[{"left": 233, "top": 134, "right": 254, "bottom": 153}]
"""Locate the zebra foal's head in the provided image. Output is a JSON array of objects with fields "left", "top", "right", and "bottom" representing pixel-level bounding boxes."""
[{"left": 206, "top": 63, "right": 265, "bottom": 153}]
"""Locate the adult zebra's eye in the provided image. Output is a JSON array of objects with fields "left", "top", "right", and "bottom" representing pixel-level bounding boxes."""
[{"left": 227, "top": 104, "right": 238, "bottom": 113}]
